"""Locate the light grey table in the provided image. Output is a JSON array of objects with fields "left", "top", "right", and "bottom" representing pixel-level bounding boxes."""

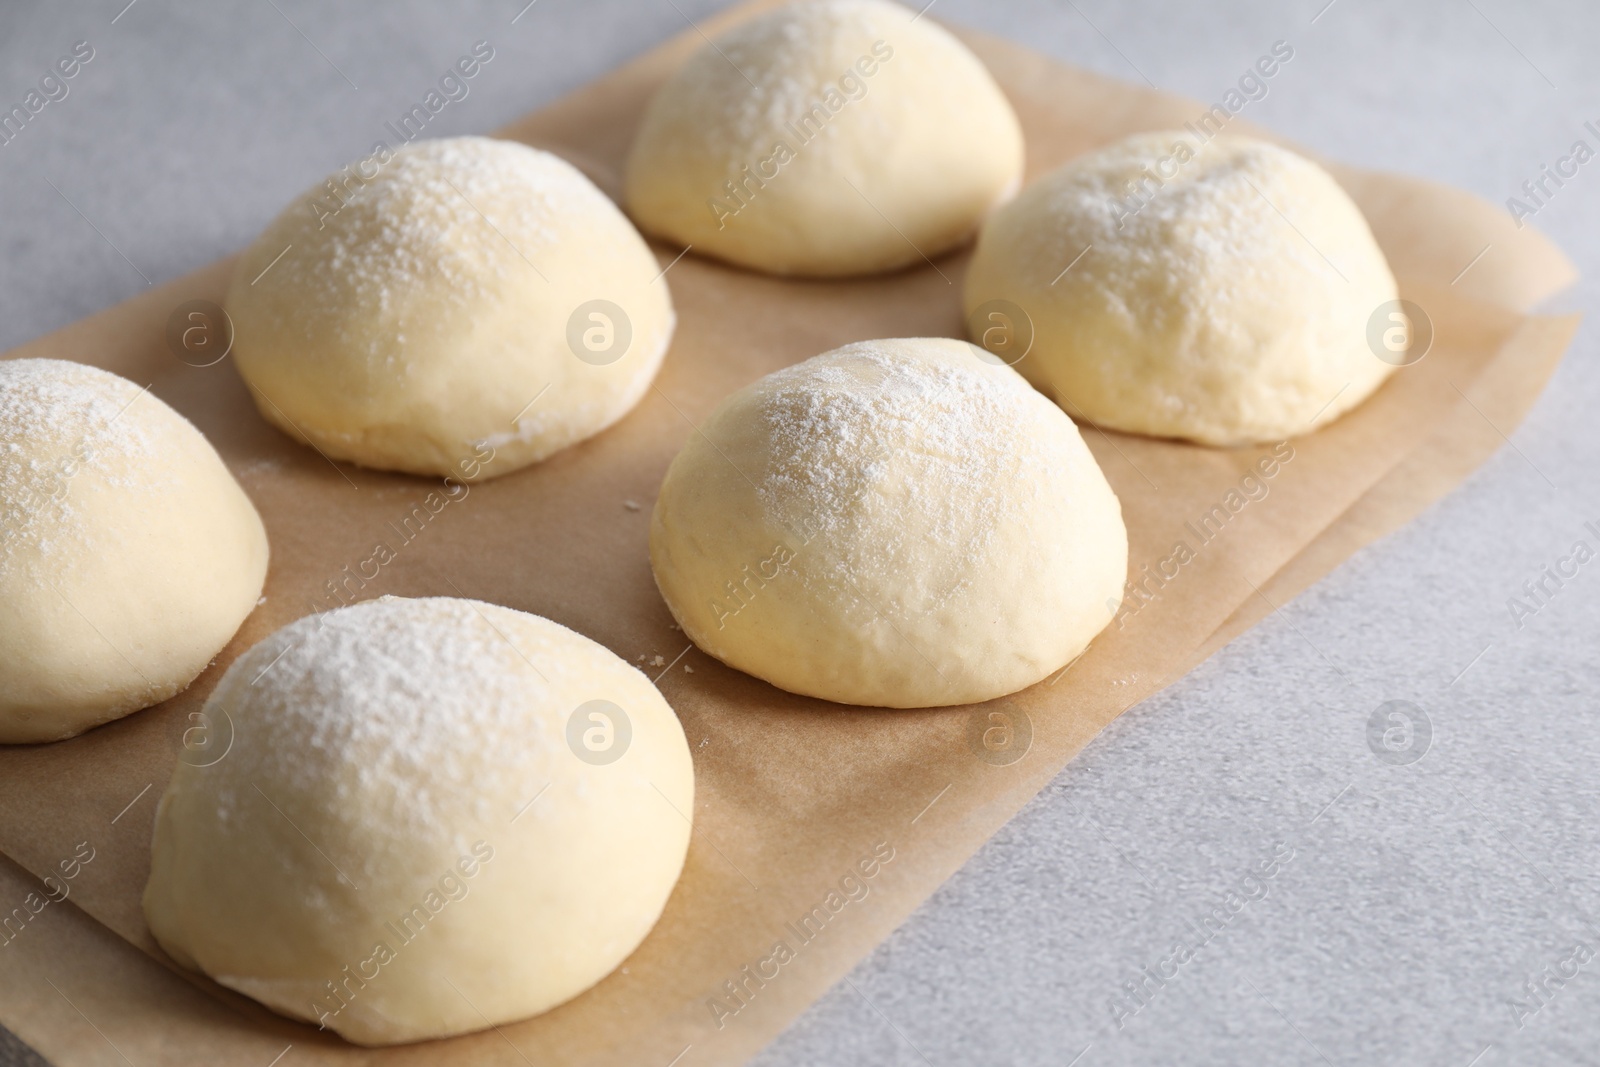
[{"left": 3, "top": 1, "right": 1598, "bottom": 1064}]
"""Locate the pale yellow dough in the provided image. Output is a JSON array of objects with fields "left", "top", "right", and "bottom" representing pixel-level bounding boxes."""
[
  {"left": 0, "top": 359, "right": 267, "bottom": 743},
  {"left": 625, "top": 0, "right": 1024, "bottom": 277},
  {"left": 650, "top": 338, "right": 1128, "bottom": 708},
  {"left": 143, "top": 596, "right": 694, "bottom": 1046},
  {"left": 964, "top": 132, "right": 1401, "bottom": 445},
  {"left": 228, "top": 136, "right": 674, "bottom": 481}
]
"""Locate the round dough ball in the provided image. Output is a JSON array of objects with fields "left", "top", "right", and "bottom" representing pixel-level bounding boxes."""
[
  {"left": 227, "top": 136, "right": 675, "bottom": 481},
  {"left": 650, "top": 338, "right": 1127, "bottom": 708},
  {"left": 143, "top": 596, "right": 694, "bottom": 1046},
  {"left": 0, "top": 359, "right": 267, "bottom": 743},
  {"left": 964, "top": 132, "right": 1400, "bottom": 445},
  {"left": 624, "top": 0, "right": 1023, "bottom": 277}
]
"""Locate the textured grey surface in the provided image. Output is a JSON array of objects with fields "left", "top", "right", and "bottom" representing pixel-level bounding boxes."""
[
  {"left": 3, "top": 1, "right": 1599, "bottom": 1065},
  {"left": 0, "top": 1027, "right": 46, "bottom": 1067}
]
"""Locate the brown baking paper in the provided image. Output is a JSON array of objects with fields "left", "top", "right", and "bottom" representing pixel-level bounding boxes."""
[{"left": 0, "top": 3, "right": 1579, "bottom": 1064}]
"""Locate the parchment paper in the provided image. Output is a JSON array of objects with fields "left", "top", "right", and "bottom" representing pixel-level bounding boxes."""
[{"left": 0, "top": 3, "right": 1579, "bottom": 1064}]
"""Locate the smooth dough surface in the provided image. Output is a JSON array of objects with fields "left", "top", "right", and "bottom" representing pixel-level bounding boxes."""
[
  {"left": 650, "top": 338, "right": 1127, "bottom": 708},
  {"left": 142, "top": 596, "right": 694, "bottom": 1046},
  {"left": 228, "top": 136, "right": 674, "bottom": 480},
  {"left": 624, "top": 0, "right": 1023, "bottom": 277},
  {"left": 0, "top": 359, "right": 267, "bottom": 743},
  {"left": 964, "top": 132, "right": 1400, "bottom": 445}
]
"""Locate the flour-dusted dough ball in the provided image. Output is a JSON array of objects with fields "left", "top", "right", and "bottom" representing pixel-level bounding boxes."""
[
  {"left": 964, "top": 132, "right": 1400, "bottom": 445},
  {"left": 0, "top": 359, "right": 267, "bottom": 743},
  {"left": 651, "top": 339, "right": 1126, "bottom": 708},
  {"left": 227, "top": 136, "right": 674, "bottom": 481},
  {"left": 143, "top": 597, "right": 694, "bottom": 1046},
  {"left": 624, "top": 0, "right": 1024, "bottom": 277}
]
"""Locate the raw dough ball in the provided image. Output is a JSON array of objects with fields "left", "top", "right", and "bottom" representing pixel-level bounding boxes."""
[
  {"left": 0, "top": 359, "right": 267, "bottom": 743},
  {"left": 964, "top": 132, "right": 1400, "bottom": 445},
  {"left": 624, "top": 0, "right": 1024, "bottom": 277},
  {"left": 650, "top": 338, "right": 1127, "bottom": 708},
  {"left": 143, "top": 596, "right": 694, "bottom": 1046},
  {"left": 228, "top": 136, "right": 674, "bottom": 481}
]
